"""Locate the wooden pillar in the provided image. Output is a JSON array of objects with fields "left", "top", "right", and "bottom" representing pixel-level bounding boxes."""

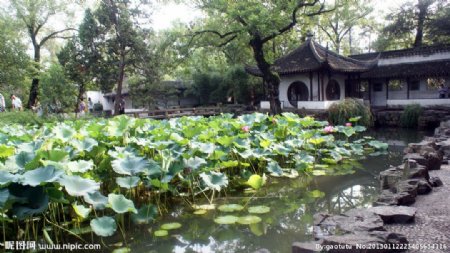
[
  {"left": 317, "top": 72, "right": 320, "bottom": 101},
  {"left": 321, "top": 72, "right": 325, "bottom": 101},
  {"left": 406, "top": 78, "right": 410, "bottom": 99},
  {"left": 309, "top": 72, "right": 313, "bottom": 101},
  {"left": 385, "top": 78, "right": 389, "bottom": 101},
  {"left": 368, "top": 79, "right": 372, "bottom": 103}
]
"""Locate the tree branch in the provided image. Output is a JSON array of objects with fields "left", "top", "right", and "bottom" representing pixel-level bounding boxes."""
[
  {"left": 39, "top": 28, "right": 77, "bottom": 46},
  {"left": 188, "top": 29, "right": 241, "bottom": 48}
]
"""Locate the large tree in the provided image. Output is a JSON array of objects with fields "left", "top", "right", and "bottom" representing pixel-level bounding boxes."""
[
  {"left": 10, "top": 0, "right": 75, "bottom": 108},
  {"left": 190, "top": 0, "right": 331, "bottom": 114},
  {"left": 78, "top": 0, "right": 157, "bottom": 115}
]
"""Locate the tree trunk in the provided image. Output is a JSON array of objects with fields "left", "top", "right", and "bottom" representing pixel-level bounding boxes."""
[
  {"left": 250, "top": 36, "right": 281, "bottom": 115},
  {"left": 114, "top": 52, "right": 126, "bottom": 115},
  {"left": 76, "top": 83, "right": 86, "bottom": 113},
  {"left": 27, "top": 43, "right": 41, "bottom": 109},
  {"left": 414, "top": 0, "right": 429, "bottom": 47}
]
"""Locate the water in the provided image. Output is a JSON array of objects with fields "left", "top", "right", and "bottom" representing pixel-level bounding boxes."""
[{"left": 127, "top": 128, "right": 429, "bottom": 253}]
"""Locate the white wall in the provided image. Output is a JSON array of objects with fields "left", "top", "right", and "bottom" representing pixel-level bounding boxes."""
[
  {"left": 387, "top": 99, "right": 450, "bottom": 107},
  {"left": 87, "top": 91, "right": 136, "bottom": 113},
  {"left": 378, "top": 52, "right": 450, "bottom": 66}
]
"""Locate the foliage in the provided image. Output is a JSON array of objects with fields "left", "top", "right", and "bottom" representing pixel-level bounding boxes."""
[
  {"left": 328, "top": 98, "right": 373, "bottom": 127},
  {"left": 400, "top": 104, "right": 423, "bottom": 128},
  {"left": 0, "top": 111, "right": 46, "bottom": 125},
  {"left": 0, "top": 112, "right": 386, "bottom": 242}
]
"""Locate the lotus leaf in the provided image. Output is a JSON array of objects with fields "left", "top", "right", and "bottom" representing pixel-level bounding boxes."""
[
  {"left": 9, "top": 184, "right": 49, "bottom": 220},
  {"left": 66, "top": 160, "right": 94, "bottom": 173},
  {"left": 237, "top": 215, "right": 262, "bottom": 225},
  {"left": 131, "top": 204, "right": 158, "bottom": 224},
  {"left": 108, "top": 194, "right": 137, "bottom": 214},
  {"left": 0, "top": 188, "right": 9, "bottom": 209},
  {"left": 192, "top": 204, "right": 216, "bottom": 210},
  {"left": 154, "top": 230, "right": 168, "bottom": 237},
  {"left": 246, "top": 174, "right": 263, "bottom": 190},
  {"left": 72, "top": 203, "right": 91, "bottom": 219},
  {"left": 193, "top": 209, "right": 207, "bottom": 215},
  {"left": 72, "top": 138, "right": 98, "bottom": 152},
  {"left": 116, "top": 176, "right": 140, "bottom": 189},
  {"left": 20, "top": 166, "right": 64, "bottom": 186},
  {"left": 218, "top": 204, "right": 244, "bottom": 212},
  {"left": 112, "top": 248, "right": 131, "bottom": 253},
  {"left": 160, "top": 222, "right": 182, "bottom": 230},
  {"left": 59, "top": 175, "right": 100, "bottom": 197},
  {"left": 0, "top": 145, "right": 14, "bottom": 159},
  {"left": 53, "top": 125, "right": 76, "bottom": 142},
  {"left": 249, "top": 223, "right": 264, "bottom": 236},
  {"left": 83, "top": 191, "right": 108, "bottom": 210},
  {"left": 112, "top": 155, "right": 149, "bottom": 175},
  {"left": 183, "top": 157, "right": 206, "bottom": 170},
  {"left": 199, "top": 171, "right": 228, "bottom": 191},
  {"left": 90, "top": 216, "right": 117, "bottom": 237},
  {"left": 0, "top": 171, "right": 18, "bottom": 186},
  {"left": 214, "top": 215, "right": 239, "bottom": 225},
  {"left": 248, "top": 206, "right": 270, "bottom": 214},
  {"left": 266, "top": 161, "right": 283, "bottom": 176}
]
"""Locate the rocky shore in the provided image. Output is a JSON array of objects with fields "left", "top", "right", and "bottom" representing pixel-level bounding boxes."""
[{"left": 291, "top": 120, "right": 450, "bottom": 253}]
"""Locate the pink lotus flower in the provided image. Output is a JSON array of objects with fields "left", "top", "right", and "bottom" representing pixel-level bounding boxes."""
[
  {"left": 345, "top": 122, "right": 352, "bottom": 127},
  {"left": 323, "top": 125, "right": 334, "bottom": 133},
  {"left": 241, "top": 126, "right": 250, "bottom": 132}
]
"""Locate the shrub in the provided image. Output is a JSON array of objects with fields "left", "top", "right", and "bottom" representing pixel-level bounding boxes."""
[
  {"left": 400, "top": 104, "right": 423, "bottom": 128},
  {"left": 328, "top": 98, "right": 373, "bottom": 127},
  {"left": 0, "top": 111, "right": 47, "bottom": 126},
  {"left": 93, "top": 103, "right": 103, "bottom": 112}
]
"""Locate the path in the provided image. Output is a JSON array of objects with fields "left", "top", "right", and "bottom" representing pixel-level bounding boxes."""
[{"left": 386, "top": 165, "right": 450, "bottom": 253}]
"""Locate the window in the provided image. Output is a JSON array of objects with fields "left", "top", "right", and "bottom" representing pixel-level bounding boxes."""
[
  {"left": 427, "top": 78, "right": 446, "bottom": 90},
  {"left": 373, "top": 83, "right": 383, "bottom": 92},
  {"left": 287, "top": 81, "right": 309, "bottom": 106},
  {"left": 326, "top": 80, "right": 340, "bottom": 100},
  {"left": 388, "top": 79, "right": 404, "bottom": 91},
  {"left": 409, "top": 80, "right": 420, "bottom": 91}
]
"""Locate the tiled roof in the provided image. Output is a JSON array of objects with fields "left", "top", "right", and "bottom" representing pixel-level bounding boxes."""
[
  {"left": 361, "top": 60, "right": 450, "bottom": 78},
  {"left": 246, "top": 39, "right": 377, "bottom": 76},
  {"left": 350, "top": 44, "right": 450, "bottom": 61}
]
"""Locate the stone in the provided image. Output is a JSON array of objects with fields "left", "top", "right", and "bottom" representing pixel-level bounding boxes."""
[
  {"left": 403, "top": 153, "right": 427, "bottom": 167},
  {"left": 369, "top": 231, "right": 409, "bottom": 246},
  {"left": 366, "top": 206, "right": 417, "bottom": 224},
  {"left": 408, "top": 141, "right": 436, "bottom": 153},
  {"left": 416, "top": 180, "right": 432, "bottom": 194},
  {"left": 394, "top": 180, "right": 418, "bottom": 197},
  {"left": 292, "top": 241, "right": 322, "bottom": 253},
  {"left": 430, "top": 176, "right": 443, "bottom": 187},
  {"left": 396, "top": 191, "right": 416, "bottom": 206},
  {"left": 313, "top": 210, "right": 384, "bottom": 239},
  {"left": 373, "top": 190, "right": 398, "bottom": 206},
  {"left": 379, "top": 165, "right": 429, "bottom": 190},
  {"left": 322, "top": 234, "right": 387, "bottom": 253}
]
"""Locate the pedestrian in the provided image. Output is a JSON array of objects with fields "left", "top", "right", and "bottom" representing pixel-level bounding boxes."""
[
  {"left": 78, "top": 98, "right": 87, "bottom": 116},
  {"left": 0, "top": 93, "right": 5, "bottom": 112},
  {"left": 32, "top": 99, "right": 42, "bottom": 116},
  {"left": 439, "top": 85, "right": 448, "bottom": 99},
  {"left": 88, "top": 97, "right": 93, "bottom": 113},
  {"left": 119, "top": 97, "right": 125, "bottom": 114},
  {"left": 10, "top": 94, "right": 23, "bottom": 111}
]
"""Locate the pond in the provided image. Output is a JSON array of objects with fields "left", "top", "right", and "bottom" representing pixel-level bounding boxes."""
[{"left": 127, "top": 128, "right": 429, "bottom": 253}]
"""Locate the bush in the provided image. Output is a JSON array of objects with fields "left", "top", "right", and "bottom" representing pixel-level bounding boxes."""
[
  {"left": 400, "top": 104, "right": 423, "bottom": 128},
  {"left": 0, "top": 111, "right": 47, "bottom": 126},
  {"left": 93, "top": 103, "right": 103, "bottom": 112},
  {"left": 328, "top": 98, "right": 373, "bottom": 127}
]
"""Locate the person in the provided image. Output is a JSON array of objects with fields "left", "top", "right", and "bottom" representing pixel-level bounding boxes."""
[
  {"left": 32, "top": 99, "right": 42, "bottom": 116},
  {"left": 439, "top": 85, "right": 448, "bottom": 99},
  {"left": 78, "top": 98, "right": 87, "bottom": 116},
  {"left": 88, "top": 97, "right": 93, "bottom": 113},
  {"left": 10, "top": 94, "right": 23, "bottom": 111},
  {"left": 119, "top": 97, "right": 125, "bottom": 114},
  {"left": 0, "top": 93, "right": 5, "bottom": 112}
]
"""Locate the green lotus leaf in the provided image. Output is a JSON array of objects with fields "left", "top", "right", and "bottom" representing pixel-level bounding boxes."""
[
  {"left": 0, "top": 171, "right": 18, "bottom": 186},
  {"left": 214, "top": 215, "right": 239, "bottom": 225},
  {"left": 116, "top": 176, "right": 140, "bottom": 189},
  {"left": 111, "top": 155, "right": 149, "bottom": 175},
  {"left": 112, "top": 247, "right": 131, "bottom": 253},
  {"left": 218, "top": 204, "right": 244, "bottom": 212},
  {"left": 59, "top": 175, "right": 100, "bottom": 197},
  {"left": 90, "top": 216, "right": 117, "bottom": 237},
  {"left": 249, "top": 223, "right": 264, "bottom": 236},
  {"left": 106, "top": 116, "right": 135, "bottom": 137},
  {"left": 66, "top": 160, "right": 94, "bottom": 173},
  {"left": 46, "top": 187, "right": 69, "bottom": 204},
  {"left": 9, "top": 184, "right": 49, "bottom": 220},
  {"left": 154, "top": 230, "right": 168, "bottom": 237},
  {"left": 193, "top": 209, "right": 207, "bottom": 215},
  {"left": 192, "top": 142, "right": 215, "bottom": 154},
  {"left": 20, "top": 166, "right": 64, "bottom": 186},
  {"left": 72, "top": 138, "right": 98, "bottom": 152},
  {"left": 0, "top": 188, "right": 9, "bottom": 209},
  {"left": 108, "top": 194, "right": 137, "bottom": 214},
  {"left": 183, "top": 157, "right": 206, "bottom": 170},
  {"left": 248, "top": 206, "right": 270, "bottom": 214},
  {"left": 41, "top": 149, "right": 69, "bottom": 162},
  {"left": 144, "top": 159, "right": 162, "bottom": 177},
  {"left": 237, "top": 215, "right": 262, "bottom": 225},
  {"left": 192, "top": 204, "right": 216, "bottom": 210},
  {"left": 11, "top": 151, "right": 35, "bottom": 170},
  {"left": 52, "top": 125, "right": 76, "bottom": 142},
  {"left": 368, "top": 140, "right": 388, "bottom": 150},
  {"left": 72, "top": 203, "right": 91, "bottom": 219},
  {"left": 131, "top": 204, "right": 158, "bottom": 225},
  {"left": 83, "top": 191, "right": 108, "bottom": 210},
  {"left": 160, "top": 222, "right": 182, "bottom": 230},
  {"left": 266, "top": 161, "right": 283, "bottom": 176},
  {"left": 246, "top": 174, "right": 263, "bottom": 190},
  {"left": 199, "top": 171, "right": 228, "bottom": 191},
  {"left": 0, "top": 145, "right": 14, "bottom": 159}
]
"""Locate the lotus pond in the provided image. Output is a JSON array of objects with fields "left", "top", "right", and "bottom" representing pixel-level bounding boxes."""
[{"left": 0, "top": 113, "right": 395, "bottom": 252}]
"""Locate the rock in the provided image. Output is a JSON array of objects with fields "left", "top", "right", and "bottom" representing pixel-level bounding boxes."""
[
  {"left": 292, "top": 241, "right": 322, "bottom": 253},
  {"left": 322, "top": 234, "right": 387, "bottom": 253},
  {"left": 369, "top": 231, "right": 409, "bottom": 246},
  {"left": 417, "top": 180, "right": 432, "bottom": 194},
  {"left": 373, "top": 190, "right": 399, "bottom": 206},
  {"left": 366, "top": 206, "right": 417, "bottom": 224},
  {"left": 430, "top": 176, "right": 443, "bottom": 187},
  {"left": 396, "top": 191, "right": 416, "bottom": 206},
  {"left": 313, "top": 210, "right": 384, "bottom": 239},
  {"left": 394, "top": 180, "right": 418, "bottom": 197},
  {"left": 379, "top": 165, "right": 429, "bottom": 190},
  {"left": 403, "top": 153, "right": 427, "bottom": 167},
  {"left": 408, "top": 141, "right": 436, "bottom": 153}
]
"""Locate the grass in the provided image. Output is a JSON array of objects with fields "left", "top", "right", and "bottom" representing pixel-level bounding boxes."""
[
  {"left": 400, "top": 104, "right": 423, "bottom": 128},
  {"left": 328, "top": 98, "right": 373, "bottom": 127}
]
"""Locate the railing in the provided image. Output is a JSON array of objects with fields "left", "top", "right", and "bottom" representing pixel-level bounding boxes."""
[{"left": 125, "top": 105, "right": 245, "bottom": 119}]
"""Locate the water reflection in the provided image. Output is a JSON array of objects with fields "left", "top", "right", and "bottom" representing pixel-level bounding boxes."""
[{"left": 130, "top": 129, "right": 428, "bottom": 253}]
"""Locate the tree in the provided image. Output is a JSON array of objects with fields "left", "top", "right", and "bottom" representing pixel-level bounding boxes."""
[
  {"left": 40, "top": 63, "right": 77, "bottom": 113},
  {"left": 80, "top": 0, "right": 158, "bottom": 115},
  {"left": 190, "top": 0, "right": 332, "bottom": 114},
  {"left": 10, "top": 0, "right": 75, "bottom": 108},
  {"left": 316, "top": 0, "right": 373, "bottom": 54},
  {"left": 375, "top": 0, "right": 449, "bottom": 50}
]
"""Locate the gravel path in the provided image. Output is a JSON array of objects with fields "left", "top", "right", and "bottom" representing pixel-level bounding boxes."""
[{"left": 386, "top": 165, "right": 450, "bottom": 253}]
